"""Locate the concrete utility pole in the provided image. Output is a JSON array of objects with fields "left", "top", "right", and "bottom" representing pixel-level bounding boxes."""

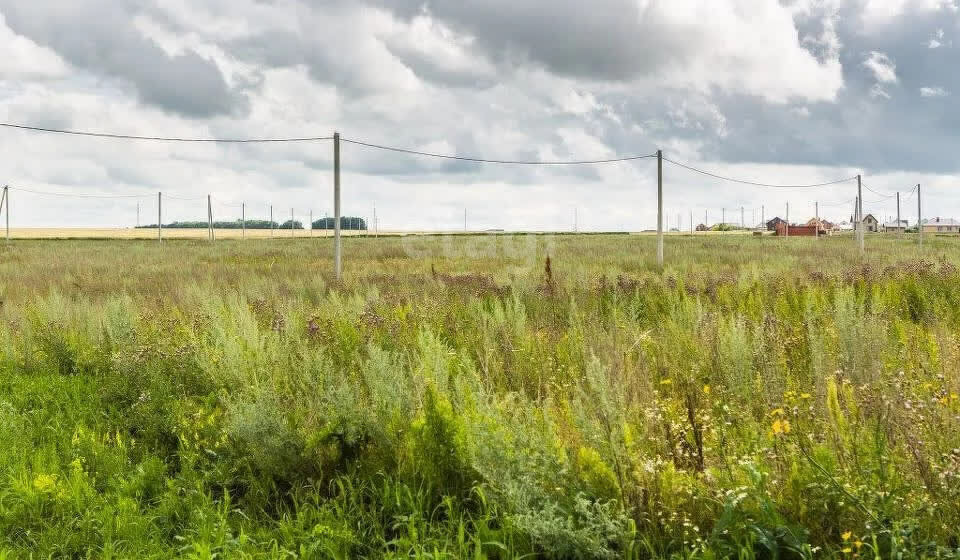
[
  {"left": 896, "top": 192, "right": 900, "bottom": 235},
  {"left": 689, "top": 209, "right": 693, "bottom": 234},
  {"left": 656, "top": 149, "right": 663, "bottom": 267},
  {"left": 158, "top": 192, "right": 162, "bottom": 244},
  {"left": 722, "top": 208, "right": 726, "bottom": 227},
  {"left": 334, "top": 132, "right": 342, "bottom": 281},
  {"left": 815, "top": 201, "right": 819, "bottom": 240},
  {"left": 857, "top": 175, "right": 864, "bottom": 254},
  {"left": 207, "top": 194, "right": 214, "bottom": 242},
  {"left": 761, "top": 205, "right": 765, "bottom": 231},
  {"left": 372, "top": 206, "right": 376, "bottom": 238},
  {"left": 917, "top": 184, "right": 922, "bottom": 247},
  {"left": 242, "top": 203, "right": 246, "bottom": 239},
  {"left": 786, "top": 202, "right": 790, "bottom": 237},
  {"left": 1, "top": 185, "right": 8, "bottom": 242},
  {"left": 740, "top": 206, "right": 744, "bottom": 229},
  {"left": 704, "top": 210, "right": 708, "bottom": 231}
]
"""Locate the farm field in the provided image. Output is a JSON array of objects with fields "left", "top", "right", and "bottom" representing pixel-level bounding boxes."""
[{"left": 0, "top": 234, "right": 959, "bottom": 558}]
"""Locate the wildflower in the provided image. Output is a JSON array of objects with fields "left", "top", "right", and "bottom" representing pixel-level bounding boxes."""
[
  {"left": 854, "top": 540, "right": 863, "bottom": 550},
  {"left": 769, "top": 408, "right": 785, "bottom": 417},
  {"left": 771, "top": 419, "right": 791, "bottom": 435},
  {"left": 33, "top": 473, "right": 58, "bottom": 493},
  {"left": 800, "top": 393, "right": 812, "bottom": 399},
  {"left": 660, "top": 379, "right": 672, "bottom": 386},
  {"left": 842, "top": 547, "right": 852, "bottom": 554},
  {"left": 842, "top": 531, "right": 852, "bottom": 541},
  {"left": 703, "top": 385, "right": 711, "bottom": 395}
]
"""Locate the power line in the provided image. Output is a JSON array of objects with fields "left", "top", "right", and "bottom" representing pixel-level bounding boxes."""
[
  {"left": 861, "top": 183, "right": 897, "bottom": 198},
  {"left": 662, "top": 157, "right": 857, "bottom": 188},
  {"left": 0, "top": 122, "right": 334, "bottom": 143},
  {"left": 8, "top": 185, "right": 150, "bottom": 199},
  {"left": 340, "top": 137, "right": 658, "bottom": 165}
]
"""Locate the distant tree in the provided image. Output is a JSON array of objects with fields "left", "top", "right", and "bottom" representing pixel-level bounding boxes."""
[{"left": 311, "top": 217, "right": 367, "bottom": 230}]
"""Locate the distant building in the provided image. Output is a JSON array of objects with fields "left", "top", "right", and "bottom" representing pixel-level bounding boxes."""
[
  {"left": 766, "top": 217, "right": 786, "bottom": 231},
  {"left": 806, "top": 218, "right": 834, "bottom": 231},
  {"left": 775, "top": 222, "right": 819, "bottom": 236},
  {"left": 882, "top": 219, "right": 909, "bottom": 233},
  {"left": 923, "top": 217, "right": 960, "bottom": 233},
  {"left": 862, "top": 214, "right": 879, "bottom": 232}
]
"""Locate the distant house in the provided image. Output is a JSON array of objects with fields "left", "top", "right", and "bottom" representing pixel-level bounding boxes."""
[
  {"left": 862, "top": 214, "right": 879, "bottom": 233},
  {"left": 766, "top": 217, "right": 786, "bottom": 231},
  {"left": 923, "top": 217, "right": 960, "bottom": 233},
  {"left": 696, "top": 223, "right": 709, "bottom": 231},
  {"left": 775, "top": 222, "right": 819, "bottom": 236},
  {"left": 882, "top": 219, "right": 909, "bottom": 233},
  {"left": 806, "top": 217, "right": 834, "bottom": 230}
]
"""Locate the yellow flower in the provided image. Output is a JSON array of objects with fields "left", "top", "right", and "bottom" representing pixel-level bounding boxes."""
[
  {"left": 842, "top": 531, "right": 852, "bottom": 541},
  {"left": 769, "top": 408, "right": 785, "bottom": 417},
  {"left": 703, "top": 385, "right": 711, "bottom": 395},
  {"left": 32, "top": 473, "right": 58, "bottom": 494},
  {"left": 659, "top": 379, "right": 672, "bottom": 386},
  {"left": 854, "top": 540, "right": 863, "bottom": 550},
  {"left": 771, "top": 419, "right": 791, "bottom": 435},
  {"left": 800, "top": 393, "right": 812, "bottom": 399},
  {"left": 842, "top": 547, "right": 852, "bottom": 554}
]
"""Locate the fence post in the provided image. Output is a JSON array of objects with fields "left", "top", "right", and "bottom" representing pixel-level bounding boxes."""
[
  {"left": 158, "top": 192, "right": 162, "bottom": 244},
  {"left": 334, "top": 132, "right": 342, "bottom": 281},
  {"left": 656, "top": 149, "right": 663, "bottom": 267}
]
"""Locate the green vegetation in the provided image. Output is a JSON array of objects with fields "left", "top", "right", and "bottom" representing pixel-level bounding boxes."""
[
  {"left": 0, "top": 234, "right": 958, "bottom": 558},
  {"left": 137, "top": 216, "right": 367, "bottom": 230}
]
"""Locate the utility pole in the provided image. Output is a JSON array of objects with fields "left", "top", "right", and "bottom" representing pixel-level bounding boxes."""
[
  {"left": 704, "top": 210, "right": 708, "bottom": 231},
  {"left": 815, "top": 201, "right": 819, "bottom": 239},
  {"left": 207, "top": 194, "right": 214, "bottom": 241},
  {"left": 656, "top": 149, "right": 663, "bottom": 267},
  {"left": 740, "top": 206, "right": 744, "bottom": 229},
  {"left": 896, "top": 192, "right": 900, "bottom": 235},
  {"left": 372, "top": 206, "right": 377, "bottom": 238},
  {"left": 722, "top": 208, "right": 725, "bottom": 227},
  {"left": 242, "top": 202, "right": 246, "bottom": 239},
  {"left": 785, "top": 203, "right": 790, "bottom": 237},
  {"left": 857, "top": 175, "right": 864, "bottom": 254},
  {"left": 158, "top": 192, "right": 162, "bottom": 244},
  {"left": 689, "top": 209, "right": 693, "bottom": 234},
  {"left": 761, "top": 205, "right": 765, "bottom": 231},
  {"left": 917, "top": 184, "right": 922, "bottom": 247},
  {"left": 270, "top": 205, "right": 274, "bottom": 237},
  {"left": 1, "top": 185, "right": 8, "bottom": 242},
  {"left": 334, "top": 132, "right": 342, "bottom": 281}
]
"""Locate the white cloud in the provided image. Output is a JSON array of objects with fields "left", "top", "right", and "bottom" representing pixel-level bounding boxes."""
[
  {"left": 0, "top": 14, "right": 68, "bottom": 79},
  {"left": 920, "top": 86, "right": 949, "bottom": 97},
  {"left": 863, "top": 51, "right": 898, "bottom": 83}
]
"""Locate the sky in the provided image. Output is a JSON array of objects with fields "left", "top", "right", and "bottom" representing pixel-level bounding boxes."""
[{"left": 0, "top": 0, "right": 957, "bottom": 231}]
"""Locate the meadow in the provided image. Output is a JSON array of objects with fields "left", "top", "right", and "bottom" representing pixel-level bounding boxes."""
[{"left": 0, "top": 233, "right": 958, "bottom": 558}]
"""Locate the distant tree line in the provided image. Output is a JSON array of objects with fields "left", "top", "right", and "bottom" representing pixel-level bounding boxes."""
[{"left": 137, "top": 217, "right": 367, "bottom": 230}]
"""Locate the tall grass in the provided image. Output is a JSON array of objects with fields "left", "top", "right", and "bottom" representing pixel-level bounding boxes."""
[{"left": 0, "top": 234, "right": 958, "bottom": 558}]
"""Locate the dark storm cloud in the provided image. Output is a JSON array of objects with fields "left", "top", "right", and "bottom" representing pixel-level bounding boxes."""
[{"left": 0, "top": 0, "right": 244, "bottom": 118}]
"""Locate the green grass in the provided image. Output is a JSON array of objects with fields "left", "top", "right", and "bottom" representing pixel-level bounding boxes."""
[{"left": 0, "top": 234, "right": 959, "bottom": 558}]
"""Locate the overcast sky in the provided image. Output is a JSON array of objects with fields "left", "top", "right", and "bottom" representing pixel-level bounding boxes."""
[{"left": 0, "top": 0, "right": 957, "bottom": 230}]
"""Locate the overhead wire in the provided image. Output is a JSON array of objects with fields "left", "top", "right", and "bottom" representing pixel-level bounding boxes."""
[
  {"left": 0, "top": 122, "right": 334, "bottom": 143},
  {"left": 8, "top": 185, "right": 150, "bottom": 199},
  {"left": 339, "top": 137, "right": 658, "bottom": 165},
  {"left": 662, "top": 157, "right": 857, "bottom": 188}
]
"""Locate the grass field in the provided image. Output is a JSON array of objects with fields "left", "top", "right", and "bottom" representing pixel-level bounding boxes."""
[{"left": 0, "top": 234, "right": 958, "bottom": 558}]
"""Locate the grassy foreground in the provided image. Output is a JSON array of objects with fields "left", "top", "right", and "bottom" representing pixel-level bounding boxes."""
[{"left": 0, "top": 234, "right": 959, "bottom": 558}]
